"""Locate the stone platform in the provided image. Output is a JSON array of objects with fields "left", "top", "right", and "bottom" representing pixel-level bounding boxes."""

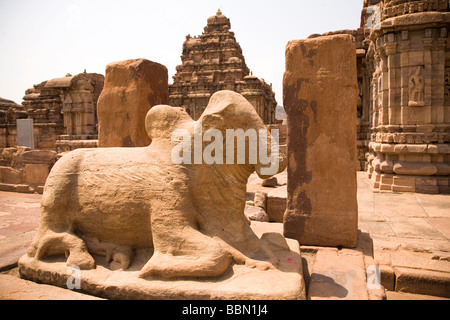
[
  {"left": 18, "top": 222, "right": 306, "bottom": 300},
  {"left": 1, "top": 171, "right": 450, "bottom": 299}
]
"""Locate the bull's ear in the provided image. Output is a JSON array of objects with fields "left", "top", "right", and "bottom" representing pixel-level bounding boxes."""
[{"left": 145, "top": 105, "right": 193, "bottom": 141}]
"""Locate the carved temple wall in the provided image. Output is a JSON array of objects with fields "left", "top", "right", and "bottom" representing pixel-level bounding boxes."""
[
  {"left": 21, "top": 72, "right": 104, "bottom": 152},
  {"left": 0, "top": 98, "right": 27, "bottom": 148},
  {"left": 364, "top": 0, "right": 450, "bottom": 193}
]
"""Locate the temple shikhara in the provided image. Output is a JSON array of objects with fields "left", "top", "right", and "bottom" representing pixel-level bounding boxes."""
[{"left": 169, "top": 9, "right": 278, "bottom": 124}]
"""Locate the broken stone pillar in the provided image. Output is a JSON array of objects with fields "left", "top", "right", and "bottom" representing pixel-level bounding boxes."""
[
  {"left": 97, "top": 59, "right": 168, "bottom": 147},
  {"left": 283, "top": 34, "right": 359, "bottom": 248}
]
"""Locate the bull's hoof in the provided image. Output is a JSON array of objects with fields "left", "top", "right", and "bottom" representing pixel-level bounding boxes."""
[
  {"left": 66, "top": 251, "right": 96, "bottom": 270},
  {"left": 139, "top": 249, "right": 232, "bottom": 279}
]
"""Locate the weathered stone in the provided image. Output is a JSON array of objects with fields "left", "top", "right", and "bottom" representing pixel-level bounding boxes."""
[
  {"left": 1, "top": 148, "right": 17, "bottom": 160},
  {"left": 253, "top": 191, "right": 267, "bottom": 210},
  {"left": 261, "top": 177, "right": 277, "bottom": 187},
  {"left": 393, "top": 162, "right": 438, "bottom": 176},
  {"left": 308, "top": 249, "right": 369, "bottom": 300},
  {"left": 266, "top": 185, "right": 287, "bottom": 223},
  {"left": 21, "top": 150, "right": 57, "bottom": 164},
  {"left": 19, "top": 90, "right": 304, "bottom": 300},
  {"left": 11, "top": 147, "right": 30, "bottom": 163},
  {"left": 0, "top": 275, "right": 103, "bottom": 300},
  {"left": 244, "top": 205, "right": 269, "bottom": 222},
  {"left": 283, "top": 34, "right": 359, "bottom": 247},
  {"left": 0, "top": 98, "right": 27, "bottom": 149},
  {"left": 395, "top": 267, "right": 450, "bottom": 298},
  {"left": 0, "top": 166, "right": 22, "bottom": 184},
  {"left": 24, "top": 164, "right": 49, "bottom": 185},
  {"left": 97, "top": 59, "right": 168, "bottom": 148},
  {"left": 22, "top": 72, "right": 104, "bottom": 151}
]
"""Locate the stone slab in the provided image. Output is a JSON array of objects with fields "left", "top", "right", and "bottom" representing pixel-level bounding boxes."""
[
  {"left": 307, "top": 249, "right": 369, "bottom": 300},
  {"left": 283, "top": 34, "right": 358, "bottom": 248},
  {"left": 0, "top": 231, "right": 36, "bottom": 271},
  {"left": 18, "top": 222, "right": 306, "bottom": 300},
  {"left": 0, "top": 274, "right": 103, "bottom": 300},
  {"left": 394, "top": 267, "right": 450, "bottom": 298},
  {"left": 386, "top": 290, "right": 449, "bottom": 300},
  {"left": 391, "top": 250, "right": 450, "bottom": 274}
]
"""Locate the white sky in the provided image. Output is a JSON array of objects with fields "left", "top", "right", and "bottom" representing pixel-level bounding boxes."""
[{"left": 0, "top": 0, "right": 363, "bottom": 106}]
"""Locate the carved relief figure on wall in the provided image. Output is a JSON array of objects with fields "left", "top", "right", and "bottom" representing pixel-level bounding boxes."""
[{"left": 408, "top": 65, "right": 425, "bottom": 107}]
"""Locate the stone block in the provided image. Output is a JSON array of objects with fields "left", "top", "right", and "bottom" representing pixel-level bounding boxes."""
[
  {"left": 308, "top": 249, "right": 369, "bottom": 300},
  {"left": 266, "top": 185, "right": 287, "bottom": 223},
  {"left": 244, "top": 205, "right": 269, "bottom": 222},
  {"left": 408, "top": 51, "right": 424, "bottom": 66},
  {"left": 98, "top": 59, "right": 169, "bottom": 148},
  {"left": 21, "top": 150, "right": 57, "bottom": 164},
  {"left": 1, "top": 148, "right": 17, "bottom": 160},
  {"left": 393, "top": 162, "right": 437, "bottom": 175},
  {"left": 380, "top": 174, "right": 394, "bottom": 190},
  {"left": 379, "top": 264, "right": 395, "bottom": 291},
  {"left": 283, "top": 34, "right": 358, "bottom": 247},
  {"left": 392, "top": 175, "right": 416, "bottom": 192},
  {"left": 0, "top": 166, "right": 22, "bottom": 184},
  {"left": 253, "top": 191, "right": 267, "bottom": 210},
  {"left": 261, "top": 177, "right": 277, "bottom": 187},
  {"left": 0, "top": 183, "right": 17, "bottom": 192},
  {"left": 415, "top": 177, "right": 440, "bottom": 194},
  {"left": 394, "top": 267, "right": 450, "bottom": 298},
  {"left": 24, "top": 164, "right": 49, "bottom": 185}
]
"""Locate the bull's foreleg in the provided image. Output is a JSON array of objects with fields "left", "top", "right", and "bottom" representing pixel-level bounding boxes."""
[
  {"left": 27, "top": 229, "right": 95, "bottom": 270},
  {"left": 138, "top": 193, "right": 233, "bottom": 279}
]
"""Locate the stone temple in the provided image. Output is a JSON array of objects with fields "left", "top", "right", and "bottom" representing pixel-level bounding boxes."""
[
  {"left": 361, "top": 0, "right": 450, "bottom": 194},
  {"left": 169, "top": 9, "right": 278, "bottom": 124}
]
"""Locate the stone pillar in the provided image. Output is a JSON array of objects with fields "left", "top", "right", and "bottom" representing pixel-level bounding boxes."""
[
  {"left": 283, "top": 34, "right": 359, "bottom": 248},
  {"left": 97, "top": 59, "right": 168, "bottom": 147}
]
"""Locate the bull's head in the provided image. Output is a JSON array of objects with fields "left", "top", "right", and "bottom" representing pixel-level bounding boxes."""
[{"left": 145, "top": 90, "right": 286, "bottom": 180}]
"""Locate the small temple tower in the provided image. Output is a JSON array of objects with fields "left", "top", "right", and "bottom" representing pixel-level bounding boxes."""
[{"left": 169, "top": 10, "right": 278, "bottom": 124}]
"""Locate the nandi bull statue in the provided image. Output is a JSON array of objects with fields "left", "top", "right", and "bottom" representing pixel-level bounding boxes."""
[{"left": 19, "top": 91, "right": 305, "bottom": 299}]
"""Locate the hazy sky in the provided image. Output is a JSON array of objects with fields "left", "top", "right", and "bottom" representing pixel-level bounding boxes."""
[{"left": 0, "top": 0, "right": 363, "bottom": 105}]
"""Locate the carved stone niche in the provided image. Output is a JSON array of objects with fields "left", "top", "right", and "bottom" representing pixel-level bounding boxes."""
[
  {"left": 18, "top": 90, "right": 306, "bottom": 300},
  {"left": 408, "top": 65, "right": 425, "bottom": 107}
]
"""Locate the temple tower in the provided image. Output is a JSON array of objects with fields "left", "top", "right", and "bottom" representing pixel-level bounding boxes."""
[{"left": 169, "top": 10, "right": 278, "bottom": 124}]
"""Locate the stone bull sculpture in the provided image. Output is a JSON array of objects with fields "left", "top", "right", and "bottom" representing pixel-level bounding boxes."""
[{"left": 25, "top": 90, "right": 286, "bottom": 279}]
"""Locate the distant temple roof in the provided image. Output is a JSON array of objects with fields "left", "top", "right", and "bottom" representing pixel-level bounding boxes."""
[{"left": 45, "top": 76, "right": 75, "bottom": 88}]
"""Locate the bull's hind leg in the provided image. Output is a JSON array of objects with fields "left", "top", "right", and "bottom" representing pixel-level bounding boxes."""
[
  {"left": 27, "top": 229, "right": 95, "bottom": 270},
  {"left": 26, "top": 151, "right": 95, "bottom": 269}
]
